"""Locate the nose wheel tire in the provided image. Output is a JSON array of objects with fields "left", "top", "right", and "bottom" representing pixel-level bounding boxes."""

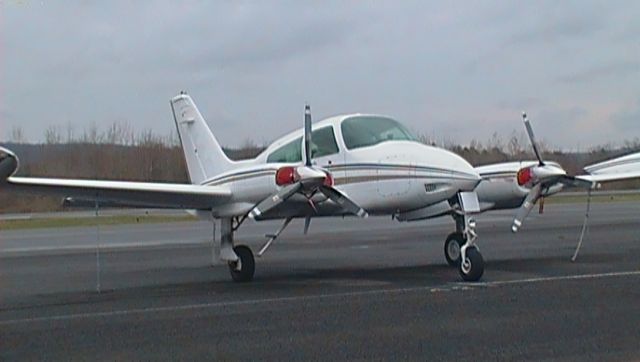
[
  {"left": 228, "top": 245, "right": 255, "bottom": 282},
  {"left": 459, "top": 246, "right": 484, "bottom": 282},
  {"left": 444, "top": 232, "right": 464, "bottom": 266}
]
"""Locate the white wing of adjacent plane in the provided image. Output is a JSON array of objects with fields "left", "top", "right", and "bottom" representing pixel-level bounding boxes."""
[
  {"left": 577, "top": 151, "right": 640, "bottom": 184},
  {"left": 0, "top": 147, "right": 231, "bottom": 210},
  {"left": 576, "top": 171, "right": 640, "bottom": 184},
  {"left": 583, "top": 152, "right": 640, "bottom": 177}
]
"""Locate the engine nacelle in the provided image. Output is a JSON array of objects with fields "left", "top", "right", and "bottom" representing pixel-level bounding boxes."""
[{"left": 0, "top": 147, "right": 18, "bottom": 181}]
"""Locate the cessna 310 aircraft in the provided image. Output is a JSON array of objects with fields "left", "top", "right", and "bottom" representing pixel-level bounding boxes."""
[{"left": 1, "top": 93, "right": 639, "bottom": 283}]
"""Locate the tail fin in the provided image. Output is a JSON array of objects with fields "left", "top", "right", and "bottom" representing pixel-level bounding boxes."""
[{"left": 170, "top": 93, "right": 234, "bottom": 184}]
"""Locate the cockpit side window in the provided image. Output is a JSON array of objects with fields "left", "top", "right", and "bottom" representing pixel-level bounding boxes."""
[
  {"left": 267, "top": 126, "right": 339, "bottom": 163},
  {"left": 310, "top": 126, "right": 339, "bottom": 158},
  {"left": 341, "top": 116, "right": 416, "bottom": 150},
  {"left": 267, "top": 137, "right": 302, "bottom": 163}
]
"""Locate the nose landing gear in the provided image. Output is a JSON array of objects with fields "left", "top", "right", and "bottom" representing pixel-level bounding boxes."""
[
  {"left": 444, "top": 232, "right": 464, "bottom": 266},
  {"left": 445, "top": 210, "right": 484, "bottom": 282},
  {"left": 459, "top": 246, "right": 484, "bottom": 281}
]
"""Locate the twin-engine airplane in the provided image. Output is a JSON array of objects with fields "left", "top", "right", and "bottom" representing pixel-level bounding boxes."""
[{"left": 1, "top": 93, "right": 639, "bottom": 283}]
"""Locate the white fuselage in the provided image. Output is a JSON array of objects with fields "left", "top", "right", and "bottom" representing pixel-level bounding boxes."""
[{"left": 198, "top": 114, "right": 481, "bottom": 219}]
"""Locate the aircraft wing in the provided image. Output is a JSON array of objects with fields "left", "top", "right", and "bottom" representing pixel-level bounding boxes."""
[
  {"left": 4, "top": 177, "right": 232, "bottom": 209},
  {"left": 0, "top": 146, "right": 232, "bottom": 210},
  {"left": 580, "top": 151, "right": 640, "bottom": 185},
  {"left": 584, "top": 152, "right": 640, "bottom": 178},
  {"left": 576, "top": 172, "right": 640, "bottom": 184}
]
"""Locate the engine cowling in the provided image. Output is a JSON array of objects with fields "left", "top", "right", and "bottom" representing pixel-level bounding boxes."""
[
  {"left": 0, "top": 147, "right": 19, "bottom": 181},
  {"left": 516, "top": 163, "right": 567, "bottom": 188}
]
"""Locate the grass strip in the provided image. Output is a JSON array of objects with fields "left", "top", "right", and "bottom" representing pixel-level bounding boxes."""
[{"left": 545, "top": 193, "right": 640, "bottom": 204}]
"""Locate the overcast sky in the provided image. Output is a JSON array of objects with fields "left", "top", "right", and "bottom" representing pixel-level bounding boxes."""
[{"left": 1, "top": 1, "right": 639, "bottom": 149}]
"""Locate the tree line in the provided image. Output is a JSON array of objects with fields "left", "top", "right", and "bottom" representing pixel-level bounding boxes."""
[{"left": 0, "top": 124, "right": 638, "bottom": 213}]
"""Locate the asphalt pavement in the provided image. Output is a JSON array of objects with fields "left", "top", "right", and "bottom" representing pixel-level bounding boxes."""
[{"left": 1, "top": 202, "right": 639, "bottom": 360}]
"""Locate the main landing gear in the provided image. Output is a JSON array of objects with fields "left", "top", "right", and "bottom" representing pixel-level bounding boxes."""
[
  {"left": 444, "top": 213, "right": 484, "bottom": 281},
  {"left": 215, "top": 215, "right": 294, "bottom": 283},
  {"left": 228, "top": 245, "right": 255, "bottom": 282},
  {"left": 217, "top": 217, "right": 255, "bottom": 282}
]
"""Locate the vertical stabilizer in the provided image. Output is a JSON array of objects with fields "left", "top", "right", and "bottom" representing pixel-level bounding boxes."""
[{"left": 170, "top": 93, "right": 234, "bottom": 184}]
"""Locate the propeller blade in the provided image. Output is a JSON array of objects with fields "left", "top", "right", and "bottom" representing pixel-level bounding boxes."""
[
  {"left": 303, "top": 105, "right": 312, "bottom": 167},
  {"left": 522, "top": 112, "right": 544, "bottom": 166},
  {"left": 319, "top": 185, "right": 368, "bottom": 218},
  {"left": 512, "top": 183, "right": 542, "bottom": 233},
  {"left": 250, "top": 182, "right": 302, "bottom": 219}
]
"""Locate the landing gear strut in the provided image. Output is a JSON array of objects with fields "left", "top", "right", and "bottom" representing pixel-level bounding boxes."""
[{"left": 218, "top": 217, "right": 255, "bottom": 282}]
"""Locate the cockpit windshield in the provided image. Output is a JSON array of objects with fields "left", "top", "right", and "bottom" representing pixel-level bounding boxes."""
[{"left": 340, "top": 116, "right": 417, "bottom": 150}]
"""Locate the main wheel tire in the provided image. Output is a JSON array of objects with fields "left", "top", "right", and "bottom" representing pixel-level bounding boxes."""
[
  {"left": 458, "top": 247, "right": 484, "bottom": 282},
  {"left": 228, "top": 245, "right": 255, "bottom": 283},
  {"left": 444, "top": 232, "right": 465, "bottom": 267}
]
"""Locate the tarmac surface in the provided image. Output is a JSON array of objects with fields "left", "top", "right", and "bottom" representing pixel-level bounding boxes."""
[{"left": 1, "top": 202, "right": 639, "bottom": 360}]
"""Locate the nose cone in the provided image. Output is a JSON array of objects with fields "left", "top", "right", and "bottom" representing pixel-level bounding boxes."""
[
  {"left": 437, "top": 147, "right": 482, "bottom": 191},
  {"left": 409, "top": 143, "right": 481, "bottom": 192}
]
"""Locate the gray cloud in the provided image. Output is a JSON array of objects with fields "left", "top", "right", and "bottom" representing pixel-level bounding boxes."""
[
  {"left": 1, "top": 1, "right": 639, "bottom": 150},
  {"left": 612, "top": 100, "right": 640, "bottom": 131},
  {"left": 507, "top": 13, "right": 604, "bottom": 46},
  {"left": 558, "top": 61, "right": 640, "bottom": 84}
]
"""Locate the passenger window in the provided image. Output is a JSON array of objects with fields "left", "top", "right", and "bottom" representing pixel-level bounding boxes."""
[{"left": 267, "top": 126, "right": 339, "bottom": 163}]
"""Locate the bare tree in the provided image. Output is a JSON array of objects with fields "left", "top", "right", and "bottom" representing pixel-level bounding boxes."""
[
  {"left": 507, "top": 130, "right": 525, "bottom": 156},
  {"left": 66, "top": 122, "right": 75, "bottom": 143},
  {"left": 44, "top": 126, "right": 62, "bottom": 144},
  {"left": 10, "top": 126, "right": 25, "bottom": 143},
  {"left": 167, "top": 126, "right": 180, "bottom": 148},
  {"left": 81, "top": 123, "right": 103, "bottom": 144},
  {"left": 488, "top": 132, "right": 504, "bottom": 152},
  {"left": 105, "top": 122, "right": 135, "bottom": 145}
]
